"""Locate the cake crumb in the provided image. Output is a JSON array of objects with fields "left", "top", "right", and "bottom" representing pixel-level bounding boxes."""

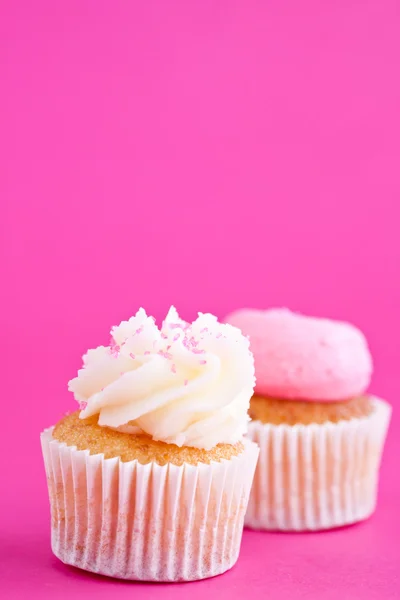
[
  {"left": 250, "top": 395, "right": 374, "bottom": 425},
  {"left": 53, "top": 411, "right": 244, "bottom": 466}
]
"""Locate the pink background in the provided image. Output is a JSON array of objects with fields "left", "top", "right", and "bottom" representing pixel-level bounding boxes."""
[{"left": 2, "top": 1, "right": 400, "bottom": 598}]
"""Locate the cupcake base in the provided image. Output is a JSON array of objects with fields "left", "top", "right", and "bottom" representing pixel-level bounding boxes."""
[
  {"left": 245, "top": 397, "right": 391, "bottom": 531},
  {"left": 249, "top": 394, "right": 374, "bottom": 425},
  {"left": 41, "top": 429, "right": 259, "bottom": 581}
]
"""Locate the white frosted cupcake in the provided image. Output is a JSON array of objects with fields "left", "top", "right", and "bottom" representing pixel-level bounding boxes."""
[
  {"left": 226, "top": 308, "right": 391, "bottom": 532},
  {"left": 41, "top": 307, "right": 259, "bottom": 581}
]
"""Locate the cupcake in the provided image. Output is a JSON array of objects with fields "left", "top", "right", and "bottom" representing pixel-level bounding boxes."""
[
  {"left": 225, "top": 308, "right": 391, "bottom": 531},
  {"left": 41, "top": 307, "right": 259, "bottom": 581}
]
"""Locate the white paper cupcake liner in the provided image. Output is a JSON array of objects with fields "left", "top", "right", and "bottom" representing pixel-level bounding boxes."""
[
  {"left": 41, "top": 430, "right": 259, "bottom": 581},
  {"left": 245, "top": 397, "right": 391, "bottom": 531}
]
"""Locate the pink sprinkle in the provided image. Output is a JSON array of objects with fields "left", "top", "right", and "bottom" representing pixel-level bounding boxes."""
[
  {"left": 192, "top": 348, "right": 205, "bottom": 355},
  {"left": 129, "top": 353, "right": 135, "bottom": 360},
  {"left": 199, "top": 359, "right": 207, "bottom": 365},
  {"left": 184, "top": 379, "right": 188, "bottom": 386},
  {"left": 171, "top": 364, "right": 177, "bottom": 374},
  {"left": 167, "top": 345, "right": 171, "bottom": 350},
  {"left": 144, "top": 350, "right": 151, "bottom": 355},
  {"left": 200, "top": 327, "right": 209, "bottom": 334},
  {"left": 161, "top": 333, "right": 168, "bottom": 340},
  {"left": 79, "top": 401, "right": 88, "bottom": 410},
  {"left": 216, "top": 332, "right": 222, "bottom": 339},
  {"left": 135, "top": 326, "right": 144, "bottom": 335},
  {"left": 158, "top": 350, "right": 173, "bottom": 360},
  {"left": 110, "top": 344, "right": 120, "bottom": 358},
  {"left": 173, "top": 333, "right": 180, "bottom": 341},
  {"left": 183, "top": 335, "right": 200, "bottom": 350}
]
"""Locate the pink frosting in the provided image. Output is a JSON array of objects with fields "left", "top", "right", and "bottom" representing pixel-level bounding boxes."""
[{"left": 225, "top": 308, "right": 373, "bottom": 402}]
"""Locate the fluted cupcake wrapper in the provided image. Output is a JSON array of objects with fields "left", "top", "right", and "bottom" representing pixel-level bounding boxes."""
[
  {"left": 245, "top": 397, "right": 391, "bottom": 532},
  {"left": 41, "top": 430, "right": 259, "bottom": 581}
]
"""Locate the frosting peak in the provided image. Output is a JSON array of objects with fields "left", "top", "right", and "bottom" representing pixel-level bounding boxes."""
[{"left": 68, "top": 307, "right": 255, "bottom": 449}]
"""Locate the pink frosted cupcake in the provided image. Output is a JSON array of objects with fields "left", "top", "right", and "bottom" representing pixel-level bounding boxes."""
[
  {"left": 41, "top": 307, "right": 259, "bottom": 581},
  {"left": 225, "top": 308, "right": 391, "bottom": 531}
]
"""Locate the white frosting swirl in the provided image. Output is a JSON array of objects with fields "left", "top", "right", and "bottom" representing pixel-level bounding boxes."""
[{"left": 68, "top": 307, "right": 255, "bottom": 450}]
